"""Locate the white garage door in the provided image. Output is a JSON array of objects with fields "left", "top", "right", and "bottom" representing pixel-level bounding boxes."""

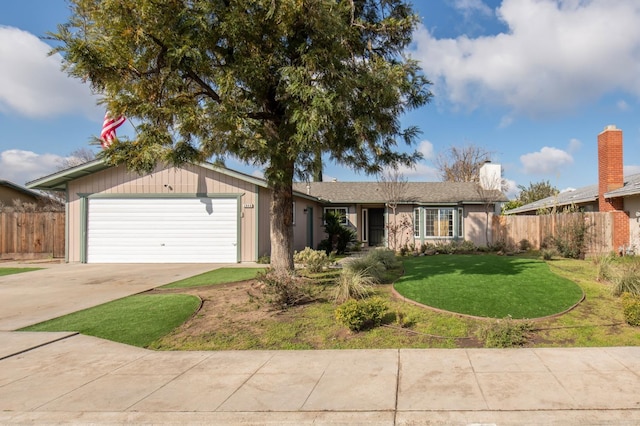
[{"left": 87, "top": 198, "right": 238, "bottom": 263}]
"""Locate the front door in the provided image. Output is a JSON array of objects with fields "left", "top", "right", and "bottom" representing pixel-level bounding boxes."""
[
  {"left": 368, "top": 208, "right": 385, "bottom": 246},
  {"left": 306, "top": 206, "right": 314, "bottom": 248}
]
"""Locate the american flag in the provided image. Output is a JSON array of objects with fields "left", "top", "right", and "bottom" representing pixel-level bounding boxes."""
[{"left": 100, "top": 113, "right": 126, "bottom": 148}]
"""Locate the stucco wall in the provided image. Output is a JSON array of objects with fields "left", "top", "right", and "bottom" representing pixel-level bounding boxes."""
[{"left": 67, "top": 163, "right": 258, "bottom": 262}]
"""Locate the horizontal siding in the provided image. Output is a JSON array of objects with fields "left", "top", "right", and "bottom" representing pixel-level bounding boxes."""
[{"left": 68, "top": 164, "right": 257, "bottom": 262}]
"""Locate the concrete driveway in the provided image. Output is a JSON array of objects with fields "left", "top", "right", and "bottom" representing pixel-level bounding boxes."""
[{"left": 0, "top": 262, "right": 224, "bottom": 331}]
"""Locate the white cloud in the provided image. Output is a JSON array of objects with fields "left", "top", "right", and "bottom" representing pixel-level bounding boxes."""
[
  {"left": 503, "top": 178, "right": 518, "bottom": 198},
  {"left": 567, "top": 138, "right": 582, "bottom": 153},
  {"left": 617, "top": 99, "right": 630, "bottom": 111},
  {"left": 0, "top": 149, "right": 65, "bottom": 185},
  {"left": 498, "top": 115, "right": 514, "bottom": 128},
  {"left": 454, "top": 0, "right": 492, "bottom": 16},
  {"left": 417, "top": 139, "right": 435, "bottom": 159},
  {"left": 520, "top": 146, "right": 573, "bottom": 175},
  {"left": 399, "top": 162, "right": 440, "bottom": 181},
  {"left": 411, "top": 0, "right": 640, "bottom": 117},
  {"left": 0, "top": 26, "right": 99, "bottom": 118}
]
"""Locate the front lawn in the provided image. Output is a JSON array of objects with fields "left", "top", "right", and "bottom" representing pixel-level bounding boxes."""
[
  {"left": 21, "top": 294, "right": 200, "bottom": 347},
  {"left": 394, "top": 255, "right": 584, "bottom": 319},
  {"left": 18, "top": 255, "right": 640, "bottom": 349},
  {"left": 160, "top": 267, "right": 265, "bottom": 289},
  {"left": 0, "top": 267, "right": 42, "bottom": 277}
]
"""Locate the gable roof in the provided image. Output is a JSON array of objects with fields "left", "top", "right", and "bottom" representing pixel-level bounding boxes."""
[
  {"left": 27, "top": 159, "right": 506, "bottom": 205},
  {"left": 25, "top": 158, "right": 322, "bottom": 201},
  {"left": 26, "top": 158, "right": 275, "bottom": 191},
  {"left": 293, "top": 181, "right": 507, "bottom": 205}
]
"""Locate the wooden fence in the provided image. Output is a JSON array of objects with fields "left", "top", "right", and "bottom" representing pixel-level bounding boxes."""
[
  {"left": 0, "top": 212, "right": 65, "bottom": 259},
  {"left": 492, "top": 212, "right": 614, "bottom": 255}
]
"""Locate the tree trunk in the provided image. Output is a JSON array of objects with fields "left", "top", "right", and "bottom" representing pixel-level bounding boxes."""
[{"left": 269, "top": 170, "right": 295, "bottom": 272}]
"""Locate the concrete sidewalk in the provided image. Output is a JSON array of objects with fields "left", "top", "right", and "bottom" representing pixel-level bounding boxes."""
[{"left": 1, "top": 332, "right": 639, "bottom": 425}]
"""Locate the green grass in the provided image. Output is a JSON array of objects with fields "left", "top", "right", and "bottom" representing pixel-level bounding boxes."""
[
  {"left": 394, "top": 254, "right": 584, "bottom": 319},
  {"left": 0, "top": 267, "right": 41, "bottom": 276},
  {"left": 21, "top": 294, "right": 200, "bottom": 347},
  {"left": 160, "top": 267, "right": 265, "bottom": 289}
]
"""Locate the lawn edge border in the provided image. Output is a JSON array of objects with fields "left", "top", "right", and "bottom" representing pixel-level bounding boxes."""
[{"left": 389, "top": 283, "right": 585, "bottom": 322}]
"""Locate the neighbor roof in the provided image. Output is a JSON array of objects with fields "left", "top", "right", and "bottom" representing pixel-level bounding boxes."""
[
  {"left": 505, "top": 172, "right": 640, "bottom": 215},
  {"left": 505, "top": 184, "right": 599, "bottom": 214},
  {"left": 0, "top": 179, "right": 45, "bottom": 199},
  {"left": 292, "top": 181, "right": 507, "bottom": 204},
  {"left": 604, "top": 173, "right": 640, "bottom": 198}
]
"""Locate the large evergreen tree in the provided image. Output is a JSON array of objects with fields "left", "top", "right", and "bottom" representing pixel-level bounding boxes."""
[{"left": 53, "top": 0, "right": 431, "bottom": 271}]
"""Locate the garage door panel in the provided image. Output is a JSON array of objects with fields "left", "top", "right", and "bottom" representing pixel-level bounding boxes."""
[{"left": 87, "top": 198, "right": 238, "bottom": 263}]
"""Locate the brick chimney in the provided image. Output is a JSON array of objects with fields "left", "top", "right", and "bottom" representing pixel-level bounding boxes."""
[
  {"left": 597, "top": 124, "right": 629, "bottom": 253},
  {"left": 598, "top": 124, "right": 624, "bottom": 212}
]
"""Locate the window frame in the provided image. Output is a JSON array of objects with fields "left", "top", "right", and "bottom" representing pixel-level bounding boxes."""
[
  {"left": 415, "top": 207, "right": 463, "bottom": 239},
  {"left": 323, "top": 207, "right": 349, "bottom": 225}
]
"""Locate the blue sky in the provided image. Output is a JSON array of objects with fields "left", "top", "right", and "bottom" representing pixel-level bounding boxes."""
[{"left": 1, "top": 0, "right": 640, "bottom": 198}]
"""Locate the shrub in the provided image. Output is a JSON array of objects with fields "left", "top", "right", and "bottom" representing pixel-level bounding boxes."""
[
  {"left": 394, "top": 310, "right": 415, "bottom": 328},
  {"left": 343, "top": 256, "right": 385, "bottom": 283},
  {"left": 611, "top": 262, "right": 640, "bottom": 297},
  {"left": 366, "top": 248, "right": 400, "bottom": 270},
  {"left": 320, "top": 211, "right": 357, "bottom": 254},
  {"left": 293, "top": 247, "right": 329, "bottom": 273},
  {"left": 256, "top": 269, "right": 316, "bottom": 310},
  {"left": 519, "top": 239, "right": 531, "bottom": 251},
  {"left": 457, "top": 240, "right": 477, "bottom": 253},
  {"left": 334, "top": 297, "right": 388, "bottom": 332},
  {"left": 332, "top": 269, "right": 375, "bottom": 303},
  {"left": 541, "top": 249, "right": 555, "bottom": 261},
  {"left": 257, "top": 254, "right": 270, "bottom": 264},
  {"left": 621, "top": 293, "right": 640, "bottom": 326},
  {"left": 488, "top": 240, "right": 507, "bottom": 253},
  {"left": 552, "top": 214, "right": 591, "bottom": 259},
  {"left": 317, "top": 239, "right": 333, "bottom": 254},
  {"left": 593, "top": 253, "right": 615, "bottom": 282},
  {"left": 477, "top": 316, "right": 534, "bottom": 348}
]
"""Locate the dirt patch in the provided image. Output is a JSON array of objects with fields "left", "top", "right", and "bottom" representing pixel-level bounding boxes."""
[
  {"left": 147, "top": 280, "right": 277, "bottom": 341},
  {"left": 146, "top": 281, "right": 489, "bottom": 350}
]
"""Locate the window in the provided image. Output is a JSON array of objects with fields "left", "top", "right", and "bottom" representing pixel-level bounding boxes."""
[
  {"left": 417, "top": 207, "right": 458, "bottom": 238},
  {"left": 457, "top": 207, "right": 464, "bottom": 238},
  {"left": 323, "top": 207, "right": 348, "bottom": 225},
  {"left": 413, "top": 208, "right": 420, "bottom": 237}
]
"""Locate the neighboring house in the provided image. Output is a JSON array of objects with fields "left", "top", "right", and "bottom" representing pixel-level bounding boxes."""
[
  {"left": 27, "top": 160, "right": 506, "bottom": 263},
  {"left": 0, "top": 180, "right": 46, "bottom": 208},
  {"left": 505, "top": 125, "right": 639, "bottom": 252}
]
